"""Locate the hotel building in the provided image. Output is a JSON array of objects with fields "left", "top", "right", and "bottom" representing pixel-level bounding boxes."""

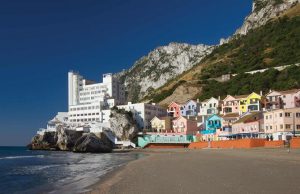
[{"left": 68, "top": 71, "right": 125, "bottom": 125}]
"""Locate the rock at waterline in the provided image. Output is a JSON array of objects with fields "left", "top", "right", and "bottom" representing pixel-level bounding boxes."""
[{"left": 73, "top": 133, "right": 112, "bottom": 153}]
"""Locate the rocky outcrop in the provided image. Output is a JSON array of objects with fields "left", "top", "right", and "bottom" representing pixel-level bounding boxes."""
[
  {"left": 109, "top": 109, "right": 139, "bottom": 141},
  {"left": 73, "top": 133, "right": 112, "bottom": 153},
  {"left": 29, "top": 132, "right": 57, "bottom": 150},
  {"left": 221, "top": 0, "right": 299, "bottom": 44},
  {"left": 116, "top": 42, "right": 214, "bottom": 102},
  {"left": 55, "top": 126, "right": 82, "bottom": 151},
  {"left": 28, "top": 126, "right": 113, "bottom": 153}
]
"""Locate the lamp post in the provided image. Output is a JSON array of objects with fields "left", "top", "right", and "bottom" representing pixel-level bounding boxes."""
[{"left": 293, "top": 112, "right": 296, "bottom": 137}]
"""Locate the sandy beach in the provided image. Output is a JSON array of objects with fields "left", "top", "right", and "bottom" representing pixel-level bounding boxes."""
[{"left": 88, "top": 148, "right": 300, "bottom": 194}]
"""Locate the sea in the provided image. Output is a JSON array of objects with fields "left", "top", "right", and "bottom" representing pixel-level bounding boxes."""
[{"left": 0, "top": 146, "right": 143, "bottom": 194}]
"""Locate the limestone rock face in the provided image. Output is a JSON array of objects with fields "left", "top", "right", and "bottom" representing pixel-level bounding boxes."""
[
  {"left": 55, "top": 126, "right": 83, "bottom": 151},
  {"left": 109, "top": 109, "right": 139, "bottom": 141},
  {"left": 221, "top": 0, "right": 300, "bottom": 43},
  {"left": 73, "top": 133, "right": 112, "bottom": 153},
  {"left": 236, "top": 0, "right": 299, "bottom": 35},
  {"left": 116, "top": 42, "right": 214, "bottom": 102}
]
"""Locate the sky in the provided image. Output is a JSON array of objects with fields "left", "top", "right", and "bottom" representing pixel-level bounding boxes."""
[{"left": 0, "top": 0, "right": 252, "bottom": 146}]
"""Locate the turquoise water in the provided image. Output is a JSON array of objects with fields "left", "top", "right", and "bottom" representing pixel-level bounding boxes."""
[{"left": 0, "top": 146, "right": 142, "bottom": 194}]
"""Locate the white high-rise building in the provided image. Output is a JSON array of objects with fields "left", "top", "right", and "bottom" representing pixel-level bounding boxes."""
[{"left": 68, "top": 71, "right": 125, "bottom": 125}]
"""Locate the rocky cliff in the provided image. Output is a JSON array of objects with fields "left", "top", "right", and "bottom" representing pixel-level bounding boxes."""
[
  {"left": 116, "top": 42, "right": 214, "bottom": 102},
  {"left": 221, "top": 0, "right": 300, "bottom": 44}
]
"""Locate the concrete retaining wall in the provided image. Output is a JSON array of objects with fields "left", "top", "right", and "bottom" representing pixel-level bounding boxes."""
[
  {"left": 291, "top": 138, "right": 300, "bottom": 148},
  {"left": 189, "top": 139, "right": 285, "bottom": 149}
]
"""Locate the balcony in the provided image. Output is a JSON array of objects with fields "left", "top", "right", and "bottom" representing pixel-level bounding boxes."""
[{"left": 201, "top": 129, "right": 216, "bottom": 135}]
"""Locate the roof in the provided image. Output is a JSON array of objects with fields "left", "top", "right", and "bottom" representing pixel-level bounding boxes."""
[
  {"left": 234, "top": 112, "right": 262, "bottom": 124},
  {"left": 182, "top": 116, "right": 202, "bottom": 121},
  {"left": 168, "top": 101, "right": 184, "bottom": 107},
  {"left": 233, "top": 94, "right": 248, "bottom": 99},
  {"left": 202, "top": 97, "right": 218, "bottom": 103},
  {"left": 221, "top": 113, "right": 240, "bottom": 118},
  {"left": 280, "top": 89, "right": 300, "bottom": 94}
]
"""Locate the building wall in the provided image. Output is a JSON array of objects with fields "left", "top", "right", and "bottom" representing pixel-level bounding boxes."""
[
  {"left": 199, "top": 98, "right": 219, "bottom": 117},
  {"left": 283, "top": 92, "right": 300, "bottom": 109},
  {"left": 167, "top": 102, "right": 182, "bottom": 117},
  {"left": 264, "top": 108, "right": 300, "bottom": 134},
  {"left": 221, "top": 96, "right": 240, "bottom": 115},
  {"left": 239, "top": 93, "right": 261, "bottom": 113},
  {"left": 232, "top": 121, "right": 261, "bottom": 134},
  {"left": 184, "top": 100, "right": 199, "bottom": 116},
  {"left": 118, "top": 102, "right": 167, "bottom": 131},
  {"left": 67, "top": 71, "right": 125, "bottom": 126}
]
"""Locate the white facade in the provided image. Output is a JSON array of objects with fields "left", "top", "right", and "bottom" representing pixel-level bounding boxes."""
[
  {"left": 199, "top": 97, "right": 220, "bottom": 116},
  {"left": 117, "top": 102, "right": 167, "bottom": 131},
  {"left": 68, "top": 71, "right": 125, "bottom": 125},
  {"left": 37, "top": 112, "right": 69, "bottom": 135}
]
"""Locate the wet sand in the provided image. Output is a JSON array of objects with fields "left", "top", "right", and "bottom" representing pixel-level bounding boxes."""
[{"left": 88, "top": 148, "right": 300, "bottom": 194}]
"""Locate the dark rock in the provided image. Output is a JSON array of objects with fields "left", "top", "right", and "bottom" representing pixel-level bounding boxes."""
[
  {"left": 73, "top": 133, "right": 113, "bottom": 153},
  {"left": 29, "top": 132, "right": 57, "bottom": 150},
  {"left": 55, "top": 126, "right": 82, "bottom": 151}
]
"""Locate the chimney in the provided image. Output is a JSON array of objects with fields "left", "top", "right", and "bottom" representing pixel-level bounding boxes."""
[
  {"left": 260, "top": 91, "right": 263, "bottom": 96},
  {"left": 218, "top": 96, "right": 221, "bottom": 100}
]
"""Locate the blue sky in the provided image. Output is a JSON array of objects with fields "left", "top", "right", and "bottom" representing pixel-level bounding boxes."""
[{"left": 0, "top": 0, "right": 252, "bottom": 146}]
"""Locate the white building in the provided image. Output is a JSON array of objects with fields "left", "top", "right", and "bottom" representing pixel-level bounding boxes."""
[
  {"left": 117, "top": 102, "right": 167, "bottom": 131},
  {"left": 37, "top": 112, "right": 69, "bottom": 135},
  {"left": 68, "top": 71, "right": 125, "bottom": 125}
]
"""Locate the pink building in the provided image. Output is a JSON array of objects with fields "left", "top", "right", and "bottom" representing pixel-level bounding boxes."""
[
  {"left": 264, "top": 107, "right": 300, "bottom": 140},
  {"left": 167, "top": 102, "right": 183, "bottom": 117},
  {"left": 265, "top": 89, "right": 300, "bottom": 110},
  {"left": 232, "top": 112, "right": 264, "bottom": 139},
  {"left": 172, "top": 116, "right": 199, "bottom": 135},
  {"left": 221, "top": 95, "right": 247, "bottom": 115}
]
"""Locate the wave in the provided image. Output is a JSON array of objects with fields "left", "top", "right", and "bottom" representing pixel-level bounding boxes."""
[{"left": 0, "top": 155, "right": 44, "bottom": 160}]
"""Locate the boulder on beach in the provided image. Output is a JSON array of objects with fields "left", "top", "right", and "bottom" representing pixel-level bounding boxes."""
[{"left": 73, "top": 133, "right": 113, "bottom": 153}]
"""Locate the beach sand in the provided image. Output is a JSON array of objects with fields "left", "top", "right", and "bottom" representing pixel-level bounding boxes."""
[{"left": 88, "top": 148, "right": 300, "bottom": 194}]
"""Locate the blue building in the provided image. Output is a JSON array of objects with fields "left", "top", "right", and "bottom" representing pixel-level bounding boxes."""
[{"left": 201, "top": 114, "right": 222, "bottom": 141}]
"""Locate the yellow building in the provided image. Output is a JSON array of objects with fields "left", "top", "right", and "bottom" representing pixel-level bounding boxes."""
[
  {"left": 150, "top": 116, "right": 173, "bottom": 133},
  {"left": 239, "top": 92, "right": 262, "bottom": 114}
]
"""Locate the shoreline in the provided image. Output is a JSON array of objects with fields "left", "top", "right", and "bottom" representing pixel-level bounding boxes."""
[{"left": 86, "top": 148, "right": 300, "bottom": 194}]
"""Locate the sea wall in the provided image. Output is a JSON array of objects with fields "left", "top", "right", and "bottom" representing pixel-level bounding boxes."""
[
  {"left": 291, "top": 138, "right": 300, "bottom": 148},
  {"left": 189, "top": 139, "right": 285, "bottom": 149}
]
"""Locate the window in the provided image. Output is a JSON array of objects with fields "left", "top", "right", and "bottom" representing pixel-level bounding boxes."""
[
  {"left": 285, "top": 112, "right": 291, "bottom": 117},
  {"left": 280, "top": 125, "right": 283, "bottom": 129},
  {"left": 297, "top": 125, "right": 300, "bottom": 130},
  {"left": 296, "top": 113, "right": 300, "bottom": 117},
  {"left": 279, "top": 113, "right": 283, "bottom": 117},
  {"left": 266, "top": 126, "right": 269, "bottom": 130},
  {"left": 265, "top": 116, "right": 268, "bottom": 120},
  {"left": 286, "top": 124, "right": 291, "bottom": 129}
]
